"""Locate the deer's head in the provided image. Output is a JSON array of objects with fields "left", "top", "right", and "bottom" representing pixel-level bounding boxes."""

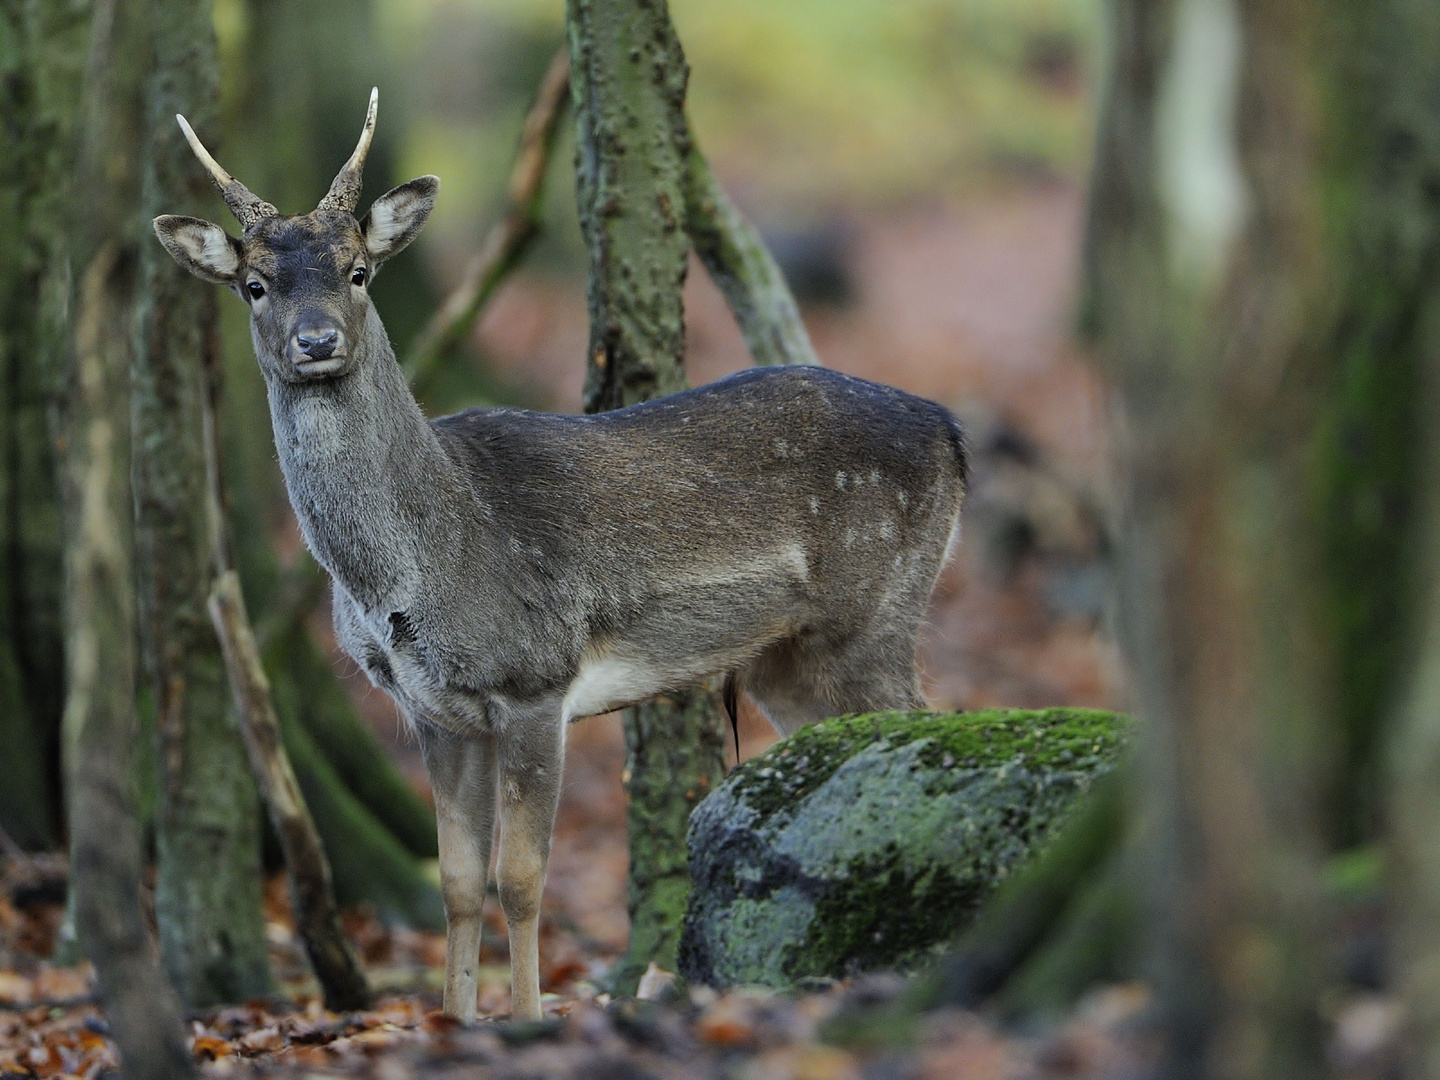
[{"left": 154, "top": 89, "right": 437, "bottom": 382}]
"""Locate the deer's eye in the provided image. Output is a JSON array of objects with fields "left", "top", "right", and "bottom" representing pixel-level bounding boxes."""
[
  {"left": 246, "top": 280, "right": 265, "bottom": 300},
  {"left": 351, "top": 266, "right": 367, "bottom": 287}
]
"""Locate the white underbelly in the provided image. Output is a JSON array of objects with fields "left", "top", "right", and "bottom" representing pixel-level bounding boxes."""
[{"left": 561, "top": 654, "right": 672, "bottom": 722}]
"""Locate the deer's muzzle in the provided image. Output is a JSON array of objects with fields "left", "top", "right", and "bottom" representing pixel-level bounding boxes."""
[{"left": 288, "top": 324, "right": 349, "bottom": 376}]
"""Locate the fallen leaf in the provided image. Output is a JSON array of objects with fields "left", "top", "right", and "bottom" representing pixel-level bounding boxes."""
[
  {"left": 351, "top": 1027, "right": 403, "bottom": 1052},
  {"left": 420, "top": 1010, "right": 462, "bottom": 1035},
  {"left": 697, "top": 997, "right": 759, "bottom": 1048},
  {"left": 190, "top": 1034, "right": 233, "bottom": 1061},
  {"left": 25, "top": 1042, "right": 63, "bottom": 1077},
  {"left": 237, "top": 1026, "right": 285, "bottom": 1055}
]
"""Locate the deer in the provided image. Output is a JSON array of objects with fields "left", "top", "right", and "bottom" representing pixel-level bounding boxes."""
[{"left": 153, "top": 90, "right": 967, "bottom": 1023}]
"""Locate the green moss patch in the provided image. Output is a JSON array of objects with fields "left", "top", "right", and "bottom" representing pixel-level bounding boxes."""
[
  {"left": 732, "top": 708, "right": 1123, "bottom": 825},
  {"left": 679, "top": 708, "right": 1128, "bottom": 988}
]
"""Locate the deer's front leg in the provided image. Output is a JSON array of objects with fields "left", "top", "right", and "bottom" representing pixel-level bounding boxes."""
[
  {"left": 420, "top": 727, "right": 498, "bottom": 1024},
  {"left": 496, "top": 716, "right": 565, "bottom": 1021}
]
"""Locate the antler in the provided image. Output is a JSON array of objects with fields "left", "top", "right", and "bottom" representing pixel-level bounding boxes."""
[
  {"left": 317, "top": 88, "right": 379, "bottom": 215},
  {"left": 175, "top": 114, "right": 278, "bottom": 230}
]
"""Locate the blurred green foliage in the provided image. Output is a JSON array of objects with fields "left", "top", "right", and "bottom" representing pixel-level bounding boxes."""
[
  {"left": 366, "top": 0, "right": 1099, "bottom": 283},
  {"left": 427, "top": 0, "right": 1098, "bottom": 197}
]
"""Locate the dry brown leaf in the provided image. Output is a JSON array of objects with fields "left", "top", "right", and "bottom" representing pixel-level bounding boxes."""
[
  {"left": 24, "top": 1041, "right": 63, "bottom": 1076},
  {"left": 697, "top": 997, "right": 759, "bottom": 1048},
  {"left": 420, "top": 1010, "right": 462, "bottom": 1036},
  {"left": 190, "top": 1034, "right": 233, "bottom": 1061},
  {"left": 237, "top": 1026, "right": 286, "bottom": 1055},
  {"left": 350, "top": 1027, "right": 404, "bottom": 1052}
]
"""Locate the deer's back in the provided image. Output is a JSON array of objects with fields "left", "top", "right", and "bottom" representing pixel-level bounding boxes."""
[{"left": 432, "top": 366, "right": 965, "bottom": 599}]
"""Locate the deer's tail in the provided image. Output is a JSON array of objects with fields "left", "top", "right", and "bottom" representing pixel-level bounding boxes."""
[{"left": 722, "top": 673, "right": 741, "bottom": 765}]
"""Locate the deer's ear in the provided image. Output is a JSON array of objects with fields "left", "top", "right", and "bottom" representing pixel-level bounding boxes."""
[
  {"left": 361, "top": 176, "right": 438, "bottom": 265},
  {"left": 153, "top": 216, "right": 243, "bottom": 285}
]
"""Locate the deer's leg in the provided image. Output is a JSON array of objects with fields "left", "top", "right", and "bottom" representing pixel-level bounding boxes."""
[
  {"left": 420, "top": 726, "right": 498, "bottom": 1024},
  {"left": 743, "top": 638, "right": 833, "bottom": 736},
  {"left": 496, "top": 714, "right": 565, "bottom": 1021},
  {"left": 827, "top": 630, "right": 929, "bottom": 714},
  {"left": 747, "top": 630, "right": 928, "bottom": 736}
]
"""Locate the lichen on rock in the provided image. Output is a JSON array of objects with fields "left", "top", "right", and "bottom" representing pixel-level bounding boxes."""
[{"left": 678, "top": 708, "right": 1128, "bottom": 988}]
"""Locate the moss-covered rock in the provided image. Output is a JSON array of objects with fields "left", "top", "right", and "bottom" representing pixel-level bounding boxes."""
[{"left": 678, "top": 708, "right": 1128, "bottom": 988}]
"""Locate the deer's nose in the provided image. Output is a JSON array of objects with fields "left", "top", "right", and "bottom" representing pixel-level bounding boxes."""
[{"left": 295, "top": 328, "right": 341, "bottom": 360}]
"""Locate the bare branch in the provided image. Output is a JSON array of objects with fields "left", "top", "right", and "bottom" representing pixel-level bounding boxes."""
[
  {"left": 208, "top": 571, "right": 371, "bottom": 1012},
  {"left": 66, "top": 241, "right": 195, "bottom": 1080},
  {"left": 682, "top": 144, "right": 820, "bottom": 368},
  {"left": 404, "top": 48, "right": 571, "bottom": 390}
]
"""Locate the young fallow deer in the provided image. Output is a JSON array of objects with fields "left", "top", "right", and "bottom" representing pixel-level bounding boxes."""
[{"left": 154, "top": 91, "right": 967, "bottom": 1022}]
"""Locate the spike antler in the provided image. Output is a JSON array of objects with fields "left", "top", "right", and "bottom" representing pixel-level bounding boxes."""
[
  {"left": 175, "top": 114, "right": 278, "bottom": 230},
  {"left": 317, "top": 88, "right": 379, "bottom": 215}
]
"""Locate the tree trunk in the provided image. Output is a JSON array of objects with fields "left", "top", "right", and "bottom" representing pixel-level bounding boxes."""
[
  {"left": 1082, "top": 0, "right": 1428, "bottom": 1072},
  {"left": 1358, "top": 2, "right": 1440, "bottom": 1071},
  {"left": 0, "top": 0, "right": 89, "bottom": 853},
  {"left": 66, "top": 243, "right": 195, "bottom": 1080},
  {"left": 61, "top": 0, "right": 193, "bottom": 1073},
  {"left": 681, "top": 146, "right": 819, "bottom": 368},
  {"left": 566, "top": 0, "right": 728, "bottom": 993},
  {"left": 133, "top": 0, "right": 270, "bottom": 1007}
]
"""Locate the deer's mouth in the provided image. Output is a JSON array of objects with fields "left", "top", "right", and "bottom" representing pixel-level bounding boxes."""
[{"left": 291, "top": 353, "right": 350, "bottom": 378}]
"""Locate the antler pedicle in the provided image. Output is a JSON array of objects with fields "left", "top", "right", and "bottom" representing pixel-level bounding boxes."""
[{"left": 175, "top": 113, "right": 278, "bottom": 230}]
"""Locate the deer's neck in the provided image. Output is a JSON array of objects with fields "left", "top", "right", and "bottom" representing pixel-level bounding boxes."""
[{"left": 265, "top": 307, "right": 461, "bottom": 615}]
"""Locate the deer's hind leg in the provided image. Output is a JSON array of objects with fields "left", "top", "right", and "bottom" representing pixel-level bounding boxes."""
[
  {"left": 744, "top": 628, "right": 927, "bottom": 738},
  {"left": 419, "top": 726, "right": 498, "bottom": 1024},
  {"left": 495, "top": 711, "right": 565, "bottom": 1021},
  {"left": 827, "top": 628, "right": 929, "bottom": 715}
]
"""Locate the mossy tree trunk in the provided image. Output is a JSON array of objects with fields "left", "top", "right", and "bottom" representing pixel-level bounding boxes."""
[
  {"left": 1083, "top": 0, "right": 1440, "bottom": 1073},
  {"left": 62, "top": 0, "right": 194, "bottom": 1073},
  {"left": 133, "top": 0, "right": 270, "bottom": 1006},
  {"left": 1366, "top": 3, "right": 1440, "bottom": 1071},
  {"left": 0, "top": 0, "right": 89, "bottom": 852},
  {"left": 1310, "top": 0, "right": 1440, "bottom": 853},
  {"left": 566, "top": 0, "right": 728, "bottom": 993},
  {"left": 921, "top": 0, "right": 1440, "bottom": 1059}
]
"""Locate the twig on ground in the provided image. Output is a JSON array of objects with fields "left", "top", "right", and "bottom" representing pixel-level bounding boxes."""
[
  {"left": 208, "top": 571, "right": 371, "bottom": 1012},
  {"left": 403, "top": 47, "right": 571, "bottom": 390}
]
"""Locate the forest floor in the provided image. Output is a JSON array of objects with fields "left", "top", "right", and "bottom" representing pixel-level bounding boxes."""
[
  {"left": 0, "top": 871, "right": 1165, "bottom": 1079},
  {"left": 3, "top": 185, "right": 1394, "bottom": 1077}
]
